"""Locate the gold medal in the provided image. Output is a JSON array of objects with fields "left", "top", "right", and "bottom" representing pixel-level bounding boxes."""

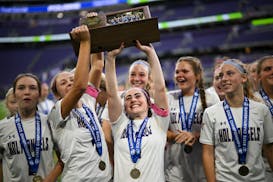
[
  {"left": 33, "top": 175, "right": 43, "bottom": 182},
  {"left": 99, "top": 160, "right": 106, "bottom": 171},
  {"left": 130, "top": 168, "right": 141, "bottom": 179}
]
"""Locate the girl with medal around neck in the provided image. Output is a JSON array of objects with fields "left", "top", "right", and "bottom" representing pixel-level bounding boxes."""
[
  {"left": 48, "top": 19, "right": 112, "bottom": 181},
  {"left": 165, "top": 56, "right": 220, "bottom": 182},
  {"left": 105, "top": 41, "right": 169, "bottom": 182},
  {"left": 100, "top": 49, "right": 155, "bottom": 168},
  {"left": 0, "top": 73, "right": 58, "bottom": 182},
  {"left": 200, "top": 59, "right": 273, "bottom": 182},
  {"left": 256, "top": 55, "right": 273, "bottom": 182}
]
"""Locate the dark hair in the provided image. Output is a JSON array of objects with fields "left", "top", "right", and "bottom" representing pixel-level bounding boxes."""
[
  {"left": 140, "top": 88, "right": 153, "bottom": 118},
  {"left": 123, "top": 88, "right": 153, "bottom": 118},
  {"left": 176, "top": 56, "right": 208, "bottom": 111},
  {"left": 13, "top": 73, "right": 41, "bottom": 96}
]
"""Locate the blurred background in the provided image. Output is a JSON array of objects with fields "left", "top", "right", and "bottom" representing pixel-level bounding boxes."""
[{"left": 0, "top": 0, "right": 273, "bottom": 117}]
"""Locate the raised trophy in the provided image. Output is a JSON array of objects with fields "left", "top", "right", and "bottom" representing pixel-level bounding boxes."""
[{"left": 70, "top": 6, "right": 160, "bottom": 55}]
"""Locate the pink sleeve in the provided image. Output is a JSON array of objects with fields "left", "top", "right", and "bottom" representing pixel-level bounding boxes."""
[
  {"left": 151, "top": 103, "right": 169, "bottom": 117},
  {"left": 85, "top": 85, "right": 99, "bottom": 98}
]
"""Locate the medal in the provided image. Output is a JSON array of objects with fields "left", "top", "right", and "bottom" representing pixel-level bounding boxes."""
[
  {"left": 184, "top": 145, "right": 193, "bottom": 153},
  {"left": 238, "top": 165, "right": 249, "bottom": 176},
  {"left": 130, "top": 168, "right": 141, "bottom": 179},
  {"left": 74, "top": 105, "right": 104, "bottom": 168},
  {"left": 127, "top": 118, "right": 148, "bottom": 179},
  {"left": 179, "top": 88, "right": 199, "bottom": 132},
  {"left": 15, "top": 113, "right": 42, "bottom": 176},
  {"left": 223, "top": 98, "right": 250, "bottom": 176},
  {"left": 33, "top": 175, "right": 43, "bottom": 182},
  {"left": 127, "top": 118, "right": 149, "bottom": 163},
  {"left": 99, "top": 160, "right": 106, "bottom": 171}
]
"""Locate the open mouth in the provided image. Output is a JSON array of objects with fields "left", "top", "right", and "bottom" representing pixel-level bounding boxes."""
[
  {"left": 22, "top": 98, "right": 32, "bottom": 104},
  {"left": 177, "top": 78, "right": 186, "bottom": 83},
  {"left": 131, "top": 104, "right": 140, "bottom": 109}
]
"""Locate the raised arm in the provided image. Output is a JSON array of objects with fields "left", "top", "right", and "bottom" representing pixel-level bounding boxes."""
[
  {"left": 84, "top": 12, "right": 104, "bottom": 89},
  {"left": 88, "top": 52, "right": 104, "bottom": 89},
  {"left": 105, "top": 44, "right": 124, "bottom": 122},
  {"left": 135, "top": 40, "right": 168, "bottom": 110},
  {"left": 61, "top": 25, "right": 91, "bottom": 118}
]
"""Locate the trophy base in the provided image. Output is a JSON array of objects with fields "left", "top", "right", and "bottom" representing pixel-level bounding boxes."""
[{"left": 70, "top": 17, "right": 160, "bottom": 55}]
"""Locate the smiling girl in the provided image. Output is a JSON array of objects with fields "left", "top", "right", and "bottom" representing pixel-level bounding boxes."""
[
  {"left": 200, "top": 59, "right": 273, "bottom": 181},
  {"left": 105, "top": 41, "right": 169, "bottom": 182},
  {"left": 165, "top": 56, "right": 219, "bottom": 182}
]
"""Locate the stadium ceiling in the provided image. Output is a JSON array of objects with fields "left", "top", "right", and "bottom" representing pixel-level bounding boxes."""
[
  {"left": 0, "top": 11, "right": 244, "bottom": 43},
  {"left": 0, "top": 0, "right": 160, "bottom": 13},
  {"left": 0, "top": 0, "right": 77, "bottom": 5}
]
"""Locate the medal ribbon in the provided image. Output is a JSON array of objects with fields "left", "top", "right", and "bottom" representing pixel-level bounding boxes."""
[
  {"left": 15, "top": 112, "right": 41, "bottom": 175},
  {"left": 95, "top": 103, "right": 104, "bottom": 125},
  {"left": 223, "top": 97, "right": 249, "bottom": 164},
  {"left": 127, "top": 117, "right": 149, "bottom": 163},
  {"left": 179, "top": 88, "right": 199, "bottom": 131},
  {"left": 259, "top": 88, "right": 273, "bottom": 116},
  {"left": 73, "top": 104, "right": 102, "bottom": 156}
]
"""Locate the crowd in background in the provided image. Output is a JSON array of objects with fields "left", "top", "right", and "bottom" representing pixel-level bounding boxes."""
[{"left": 0, "top": 12, "right": 272, "bottom": 182}]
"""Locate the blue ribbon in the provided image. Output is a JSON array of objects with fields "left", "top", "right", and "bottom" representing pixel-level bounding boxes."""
[
  {"left": 73, "top": 104, "right": 102, "bottom": 156},
  {"left": 15, "top": 112, "right": 41, "bottom": 175},
  {"left": 127, "top": 117, "right": 149, "bottom": 163},
  {"left": 259, "top": 88, "right": 273, "bottom": 116},
  {"left": 95, "top": 103, "right": 104, "bottom": 125},
  {"left": 179, "top": 88, "right": 199, "bottom": 131},
  {"left": 223, "top": 97, "right": 249, "bottom": 164}
]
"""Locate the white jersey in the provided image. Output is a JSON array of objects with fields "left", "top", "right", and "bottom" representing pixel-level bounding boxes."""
[
  {"left": 0, "top": 113, "right": 54, "bottom": 182},
  {"left": 206, "top": 86, "right": 221, "bottom": 100},
  {"left": 38, "top": 98, "right": 55, "bottom": 115},
  {"left": 48, "top": 93, "right": 112, "bottom": 182},
  {"left": 165, "top": 89, "right": 220, "bottom": 182},
  {"left": 255, "top": 91, "right": 273, "bottom": 182},
  {"left": 200, "top": 100, "right": 273, "bottom": 181},
  {"left": 112, "top": 111, "right": 169, "bottom": 182}
]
